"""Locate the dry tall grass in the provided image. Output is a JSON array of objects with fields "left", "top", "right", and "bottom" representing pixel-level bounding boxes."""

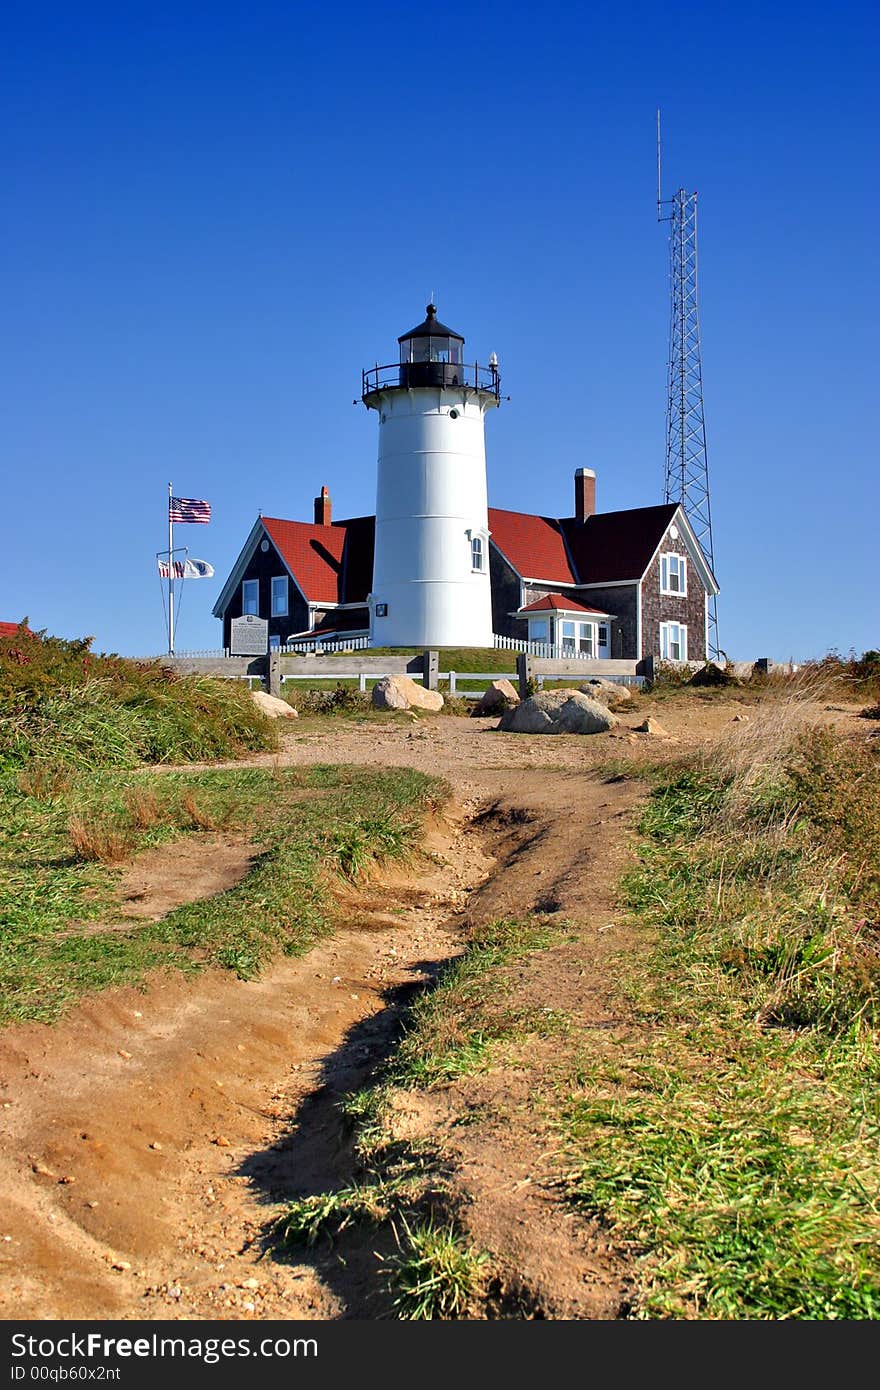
[
  {"left": 703, "top": 663, "right": 837, "bottom": 806},
  {"left": 17, "top": 765, "right": 71, "bottom": 801},
  {"left": 181, "top": 791, "right": 217, "bottom": 830},
  {"left": 68, "top": 815, "right": 133, "bottom": 864},
  {"left": 123, "top": 785, "right": 163, "bottom": 829}
]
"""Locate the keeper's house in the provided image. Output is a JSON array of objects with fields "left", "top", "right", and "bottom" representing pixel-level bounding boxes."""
[{"left": 213, "top": 469, "right": 718, "bottom": 664}]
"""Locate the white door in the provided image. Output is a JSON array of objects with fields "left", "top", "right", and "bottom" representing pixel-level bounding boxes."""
[{"left": 597, "top": 622, "right": 610, "bottom": 659}]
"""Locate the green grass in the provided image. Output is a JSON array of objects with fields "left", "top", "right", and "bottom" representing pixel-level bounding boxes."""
[
  {"left": 387, "top": 917, "right": 565, "bottom": 1089},
  {"left": 558, "top": 725, "right": 880, "bottom": 1319},
  {"left": 0, "top": 763, "right": 444, "bottom": 1025},
  {"left": 387, "top": 1216, "right": 488, "bottom": 1319},
  {"left": 274, "top": 1177, "right": 415, "bottom": 1247},
  {"left": 564, "top": 1044, "right": 880, "bottom": 1319}
]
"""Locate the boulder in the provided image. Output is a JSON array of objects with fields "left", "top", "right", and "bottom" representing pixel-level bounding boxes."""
[
  {"left": 472, "top": 678, "right": 520, "bottom": 716},
  {"left": 499, "top": 690, "right": 617, "bottom": 735},
  {"left": 251, "top": 690, "right": 298, "bottom": 719},
  {"left": 578, "top": 677, "right": 632, "bottom": 705},
  {"left": 689, "top": 662, "right": 735, "bottom": 687},
  {"left": 372, "top": 675, "right": 444, "bottom": 713},
  {"left": 635, "top": 715, "right": 668, "bottom": 737}
]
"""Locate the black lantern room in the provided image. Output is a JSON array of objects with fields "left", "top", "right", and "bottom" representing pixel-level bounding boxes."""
[
  {"left": 361, "top": 304, "right": 500, "bottom": 402},
  {"left": 397, "top": 303, "right": 465, "bottom": 388}
]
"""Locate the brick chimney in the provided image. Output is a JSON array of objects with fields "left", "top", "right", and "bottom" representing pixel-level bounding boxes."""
[
  {"left": 574, "top": 468, "right": 596, "bottom": 522},
  {"left": 313, "top": 485, "right": 332, "bottom": 527}
]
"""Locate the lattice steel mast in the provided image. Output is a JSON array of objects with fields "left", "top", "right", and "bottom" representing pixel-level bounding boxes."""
[{"left": 657, "top": 111, "right": 720, "bottom": 660}]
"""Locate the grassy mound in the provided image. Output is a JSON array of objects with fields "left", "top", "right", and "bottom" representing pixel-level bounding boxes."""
[{"left": 0, "top": 625, "right": 276, "bottom": 770}]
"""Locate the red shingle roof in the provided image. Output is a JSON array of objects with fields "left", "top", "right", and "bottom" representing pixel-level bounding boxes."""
[
  {"left": 489, "top": 504, "right": 679, "bottom": 585},
  {"left": 262, "top": 518, "right": 345, "bottom": 603},
  {"left": 0, "top": 621, "right": 29, "bottom": 638},
  {"left": 262, "top": 517, "right": 374, "bottom": 604},
  {"left": 487, "top": 508, "right": 576, "bottom": 583},
  {"left": 259, "top": 501, "right": 679, "bottom": 605},
  {"left": 517, "top": 594, "right": 612, "bottom": 616}
]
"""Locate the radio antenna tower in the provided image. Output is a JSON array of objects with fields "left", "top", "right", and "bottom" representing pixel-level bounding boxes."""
[{"left": 657, "top": 110, "right": 720, "bottom": 660}]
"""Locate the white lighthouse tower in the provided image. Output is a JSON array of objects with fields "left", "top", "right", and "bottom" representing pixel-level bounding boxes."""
[{"left": 362, "top": 304, "right": 500, "bottom": 648}]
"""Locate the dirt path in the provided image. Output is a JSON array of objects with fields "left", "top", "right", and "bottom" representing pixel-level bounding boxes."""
[{"left": 0, "top": 697, "right": 865, "bottom": 1319}]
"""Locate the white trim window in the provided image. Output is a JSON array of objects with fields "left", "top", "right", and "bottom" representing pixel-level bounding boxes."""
[
  {"left": 471, "top": 535, "right": 485, "bottom": 572},
  {"left": 660, "top": 621, "right": 688, "bottom": 662},
  {"left": 558, "top": 620, "right": 596, "bottom": 654},
  {"left": 577, "top": 622, "right": 596, "bottom": 656},
  {"left": 660, "top": 552, "right": 687, "bottom": 596},
  {"left": 271, "top": 575, "right": 288, "bottom": 617},
  {"left": 242, "top": 578, "right": 259, "bottom": 616}
]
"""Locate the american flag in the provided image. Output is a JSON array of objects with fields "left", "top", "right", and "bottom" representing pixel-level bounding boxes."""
[
  {"left": 158, "top": 559, "right": 187, "bottom": 579},
  {"left": 169, "top": 497, "right": 211, "bottom": 524}
]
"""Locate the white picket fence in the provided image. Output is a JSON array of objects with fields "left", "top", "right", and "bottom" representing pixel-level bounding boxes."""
[
  {"left": 281, "top": 634, "right": 371, "bottom": 655},
  {"left": 492, "top": 633, "right": 606, "bottom": 660}
]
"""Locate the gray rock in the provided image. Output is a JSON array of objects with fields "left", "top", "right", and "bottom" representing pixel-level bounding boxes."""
[
  {"left": 635, "top": 715, "right": 669, "bottom": 737},
  {"left": 578, "top": 678, "right": 632, "bottom": 705},
  {"left": 371, "top": 675, "right": 444, "bottom": 713},
  {"left": 499, "top": 689, "right": 617, "bottom": 735},
  {"left": 472, "top": 678, "right": 520, "bottom": 716},
  {"left": 251, "top": 691, "right": 299, "bottom": 719}
]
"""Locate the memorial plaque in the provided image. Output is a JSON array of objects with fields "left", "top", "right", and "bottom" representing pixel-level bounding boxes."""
[{"left": 230, "top": 614, "right": 269, "bottom": 656}]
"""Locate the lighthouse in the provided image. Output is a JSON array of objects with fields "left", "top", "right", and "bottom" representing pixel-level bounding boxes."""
[{"left": 362, "top": 304, "right": 501, "bottom": 648}]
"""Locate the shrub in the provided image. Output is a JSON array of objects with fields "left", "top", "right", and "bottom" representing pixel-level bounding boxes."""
[
  {"left": 294, "top": 684, "right": 371, "bottom": 715},
  {"left": 802, "top": 649, "right": 880, "bottom": 702}
]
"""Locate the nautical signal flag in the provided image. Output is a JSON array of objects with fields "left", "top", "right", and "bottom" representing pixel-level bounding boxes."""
[
  {"left": 158, "top": 557, "right": 215, "bottom": 579},
  {"left": 169, "top": 497, "right": 211, "bottom": 523}
]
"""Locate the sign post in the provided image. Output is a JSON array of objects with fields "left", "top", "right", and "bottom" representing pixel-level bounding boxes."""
[{"left": 230, "top": 616, "right": 271, "bottom": 692}]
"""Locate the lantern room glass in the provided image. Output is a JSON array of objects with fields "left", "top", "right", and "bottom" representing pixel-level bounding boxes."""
[{"left": 400, "top": 336, "right": 463, "bottom": 365}]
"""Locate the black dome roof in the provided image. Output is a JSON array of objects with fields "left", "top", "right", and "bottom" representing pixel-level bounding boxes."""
[{"left": 398, "top": 303, "right": 464, "bottom": 343}]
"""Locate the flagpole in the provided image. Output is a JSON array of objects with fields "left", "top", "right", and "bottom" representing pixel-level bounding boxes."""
[{"left": 168, "top": 481, "right": 174, "bottom": 656}]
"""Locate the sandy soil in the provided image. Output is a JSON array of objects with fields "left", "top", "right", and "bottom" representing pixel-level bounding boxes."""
[{"left": 0, "top": 693, "right": 868, "bottom": 1319}]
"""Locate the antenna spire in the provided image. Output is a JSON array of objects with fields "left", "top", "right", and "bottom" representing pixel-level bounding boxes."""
[
  {"left": 658, "top": 118, "right": 721, "bottom": 660},
  {"left": 656, "top": 108, "right": 662, "bottom": 221}
]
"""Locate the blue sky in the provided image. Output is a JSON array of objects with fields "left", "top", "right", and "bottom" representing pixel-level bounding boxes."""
[{"left": 2, "top": 0, "right": 877, "bottom": 660}]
